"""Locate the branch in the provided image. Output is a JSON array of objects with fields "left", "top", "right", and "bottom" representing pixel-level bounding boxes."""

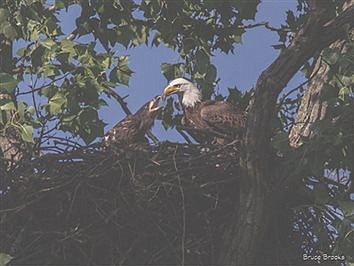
[
  {"left": 277, "top": 57, "right": 323, "bottom": 107},
  {"left": 239, "top": 22, "right": 292, "bottom": 33},
  {"left": 247, "top": 1, "right": 353, "bottom": 158},
  {"left": 104, "top": 86, "right": 132, "bottom": 115},
  {"left": 220, "top": 1, "right": 354, "bottom": 264},
  {"left": 16, "top": 73, "right": 70, "bottom": 96},
  {"left": 289, "top": 3, "right": 354, "bottom": 148}
]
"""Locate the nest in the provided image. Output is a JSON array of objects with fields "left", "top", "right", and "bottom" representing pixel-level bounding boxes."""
[{"left": 0, "top": 142, "right": 241, "bottom": 265}]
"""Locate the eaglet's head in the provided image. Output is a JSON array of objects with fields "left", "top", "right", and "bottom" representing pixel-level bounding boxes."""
[
  {"left": 162, "top": 78, "right": 201, "bottom": 108},
  {"left": 135, "top": 95, "right": 161, "bottom": 130}
]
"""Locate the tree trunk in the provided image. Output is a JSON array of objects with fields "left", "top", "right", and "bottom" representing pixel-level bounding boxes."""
[
  {"left": 218, "top": 1, "right": 354, "bottom": 264},
  {"left": 0, "top": 36, "right": 24, "bottom": 171},
  {"left": 289, "top": 22, "right": 353, "bottom": 147}
]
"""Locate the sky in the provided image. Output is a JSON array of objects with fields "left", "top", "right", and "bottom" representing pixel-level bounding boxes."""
[{"left": 16, "top": 0, "right": 305, "bottom": 143}]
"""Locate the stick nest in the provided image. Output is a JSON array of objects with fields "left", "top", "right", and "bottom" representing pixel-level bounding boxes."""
[{"left": 1, "top": 141, "right": 240, "bottom": 265}]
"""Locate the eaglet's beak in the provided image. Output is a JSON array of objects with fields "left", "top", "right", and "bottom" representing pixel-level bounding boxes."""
[
  {"left": 162, "top": 85, "right": 180, "bottom": 99},
  {"left": 148, "top": 96, "right": 162, "bottom": 112}
]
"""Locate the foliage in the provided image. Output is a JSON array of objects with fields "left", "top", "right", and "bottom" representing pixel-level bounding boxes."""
[
  {"left": 272, "top": 43, "right": 354, "bottom": 262},
  {"left": 0, "top": 0, "right": 262, "bottom": 145}
]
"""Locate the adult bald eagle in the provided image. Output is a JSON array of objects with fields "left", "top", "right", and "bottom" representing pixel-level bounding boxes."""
[
  {"left": 102, "top": 96, "right": 161, "bottom": 152},
  {"left": 162, "top": 78, "right": 246, "bottom": 144}
]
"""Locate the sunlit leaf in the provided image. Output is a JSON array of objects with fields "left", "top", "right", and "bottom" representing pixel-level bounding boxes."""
[
  {"left": 0, "top": 99, "right": 15, "bottom": 111},
  {"left": 20, "top": 124, "right": 34, "bottom": 143},
  {"left": 0, "top": 253, "right": 13, "bottom": 266}
]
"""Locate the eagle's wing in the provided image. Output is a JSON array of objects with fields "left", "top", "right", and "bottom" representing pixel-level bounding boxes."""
[
  {"left": 103, "top": 115, "right": 135, "bottom": 145},
  {"left": 200, "top": 101, "right": 246, "bottom": 135}
]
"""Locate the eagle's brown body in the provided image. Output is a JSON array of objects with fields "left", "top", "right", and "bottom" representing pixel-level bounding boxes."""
[
  {"left": 181, "top": 99, "right": 246, "bottom": 144},
  {"left": 163, "top": 78, "right": 246, "bottom": 145},
  {"left": 102, "top": 97, "right": 160, "bottom": 152}
]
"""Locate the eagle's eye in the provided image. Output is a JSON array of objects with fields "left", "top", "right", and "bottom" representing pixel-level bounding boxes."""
[{"left": 176, "top": 84, "right": 182, "bottom": 88}]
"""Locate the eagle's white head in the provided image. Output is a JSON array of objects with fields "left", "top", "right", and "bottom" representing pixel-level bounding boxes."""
[{"left": 162, "top": 78, "right": 201, "bottom": 108}]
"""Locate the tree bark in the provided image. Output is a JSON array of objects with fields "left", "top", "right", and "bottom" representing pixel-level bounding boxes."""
[
  {"left": 0, "top": 36, "right": 24, "bottom": 171},
  {"left": 219, "top": 1, "right": 354, "bottom": 264},
  {"left": 289, "top": 2, "right": 354, "bottom": 148}
]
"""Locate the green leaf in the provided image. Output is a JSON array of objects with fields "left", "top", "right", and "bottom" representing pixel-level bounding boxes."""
[
  {"left": 195, "top": 49, "right": 210, "bottom": 73},
  {"left": 17, "top": 101, "right": 26, "bottom": 121},
  {"left": 231, "top": 34, "right": 242, "bottom": 44},
  {"left": 0, "top": 99, "right": 15, "bottom": 110},
  {"left": 338, "top": 87, "right": 351, "bottom": 101},
  {"left": 109, "top": 56, "right": 133, "bottom": 86},
  {"left": 0, "top": 253, "right": 13, "bottom": 266},
  {"left": 40, "top": 85, "right": 58, "bottom": 98},
  {"left": 48, "top": 92, "right": 66, "bottom": 115},
  {"left": 16, "top": 47, "right": 27, "bottom": 57},
  {"left": 41, "top": 38, "right": 57, "bottom": 50},
  {"left": 26, "top": 19, "right": 40, "bottom": 40},
  {"left": 182, "top": 38, "right": 196, "bottom": 53},
  {"left": 205, "top": 64, "right": 217, "bottom": 83},
  {"left": 339, "top": 75, "right": 354, "bottom": 87},
  {"left": 27, "top": 106, "right": 36, "bottom": 114},
  {"left": 286, "top": 10, "right": 296, "bottom": 29},
  {"left": 160, "top": 97, "right": 175, "bottom": 129},
  {"left": 20, "top": 124, "right": 34, "bottom": 143},
  {"left": 233, "top": 0, "right": 260, "bottom": 20},
  {"left": 161, "top": 63, "right": 175, "bottom": 81},
  {"left": 161, "top": 63, "right": 185, "bottom": 81},
  {"left": 55, "top": 0, "right": 68, "bottom": 10},
  {"left": 43, "top": 64, "right": 59, "bottom": 78},
  {"left": 31, "top": 46, "right": 46, "bottom": 69},
  {"left": 75, "top": 108, "right": 105, "bottom": 144},
  {"left": 0, "top": 73, "right": 19, "bottom": 92},
  {"left": 60, "top": 39, "right": 76, "bottom": 56}
]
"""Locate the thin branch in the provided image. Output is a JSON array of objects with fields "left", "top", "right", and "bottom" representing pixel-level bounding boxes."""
[
  {"left": 104, "top": 87, "right": 132, "bottom": 115},
  {"left": 278, "top": 56, "right": 323, "bottom": 106},
  {"left": 239, "top": 21, "right": 292, "bottom": 33},
  {"left": 176, "top": 127, "right": 193, "bottom": 144},
  {"left": 16, "top": 73, "right": 70, "bottom": 96},
  {"left": 323, "top": 176, "right": 349, "bottom": 190}
]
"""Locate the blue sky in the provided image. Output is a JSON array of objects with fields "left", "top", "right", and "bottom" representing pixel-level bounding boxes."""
[{"left": 16, "top": 0, "right": 305, "bottom": 143}]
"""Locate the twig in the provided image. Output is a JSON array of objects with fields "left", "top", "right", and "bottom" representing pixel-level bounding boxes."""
[
  {"left": 176, "top": 126, "right": 193, "bottom": 144},
  {"left": 239, "top": 21, "right": 292, "bottom": 33},
  {"left": 322, "top": 176, "right": 349, "bottom": 190},
  {"left": 147, "top": 130, "right": 159, "bottom": 145},
  {"left": 104, "top": 86, "right": 132, "bottom": 115},
  {"left": 16, "top": 73, "right": 70, "bottom": 96},
  {"left": 278, "top": 57, "right": 323, "bottom": 106}
]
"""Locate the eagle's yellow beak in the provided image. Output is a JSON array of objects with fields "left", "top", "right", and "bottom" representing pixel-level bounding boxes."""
[{"left": 162, "top": 85, "right": 180, "bottom": 99}]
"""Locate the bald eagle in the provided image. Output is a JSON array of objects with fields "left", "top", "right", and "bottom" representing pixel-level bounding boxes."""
[
  {"left": 162, "top": 78, "right": 246, "bottom": 144},
  {"left": 102, "top": 96, "right": 161, "bottom": 152}
]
